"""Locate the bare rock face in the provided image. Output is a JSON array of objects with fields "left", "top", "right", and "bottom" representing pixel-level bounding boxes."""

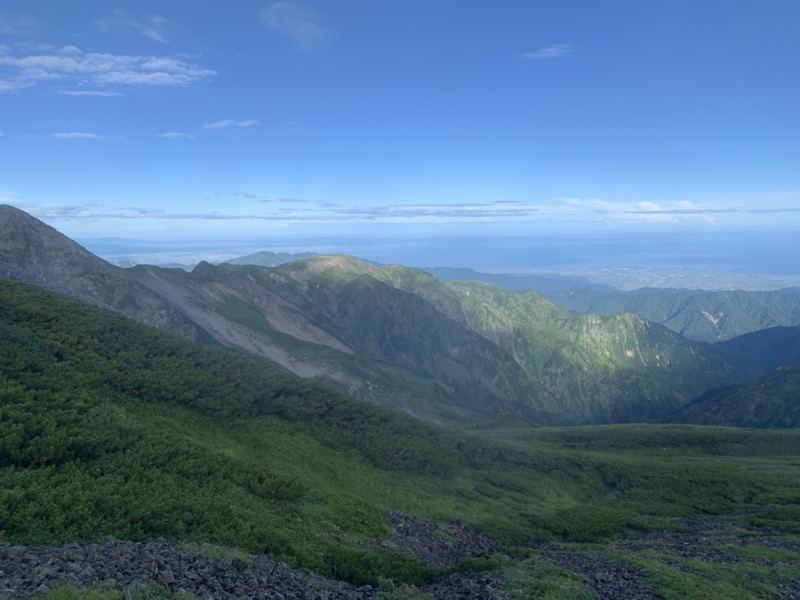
[{"left": 0, "top": 205, "right": 199, "bottom": 337}]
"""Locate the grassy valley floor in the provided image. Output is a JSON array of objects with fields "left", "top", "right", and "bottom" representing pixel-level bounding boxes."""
[{"left": 3, "top": 423, "right": 799, "bottom": 600}]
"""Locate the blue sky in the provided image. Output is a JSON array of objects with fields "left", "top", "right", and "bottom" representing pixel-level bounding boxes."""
[{"left": 2, "top": 1, "right": 799, "bottom": 251}]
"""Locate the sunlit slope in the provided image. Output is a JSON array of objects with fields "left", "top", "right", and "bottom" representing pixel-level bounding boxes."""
[
  {"left": 357, "top": 261, "right": 753, "bottom": 423},
  {"left": 127, "top": 258, "right": 552, "bottom": 425},
  {"left": 129, "top": 254, "right": 754, "bottom": 425},
  {"left": 549, "top": 286, "right": 800, "bottom": 343}
]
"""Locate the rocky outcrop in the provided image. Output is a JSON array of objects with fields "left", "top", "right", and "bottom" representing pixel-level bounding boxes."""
[
  {"left": 0, "top": 540, "right": 375, "bottom": 599},
  {"left": 0, "top": 509, "right": 510, "bottom": 600},
  {"left": 380, "top": 511, "right": 498, "bottom": 568},
  {"left": 528, "top": 508, "right": 800, "bottom": 600},
  {"left": 532, "top": 547, "right": 663, "bottom": 600}
]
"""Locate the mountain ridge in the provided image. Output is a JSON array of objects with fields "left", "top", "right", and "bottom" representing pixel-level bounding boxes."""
[
  {"left": 547, "top": 286, "right": 800, "bottom": 343},
  {"left": 0, "top": 205, "right": 204, "bottom": 339},
  {"left": 0, "top": 204, "right": 763, "bottom": 426}
]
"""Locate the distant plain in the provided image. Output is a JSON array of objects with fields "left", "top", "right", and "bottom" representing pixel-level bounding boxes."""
[{"left": 81, "top": 229, "right": 800, "bottom": 291}]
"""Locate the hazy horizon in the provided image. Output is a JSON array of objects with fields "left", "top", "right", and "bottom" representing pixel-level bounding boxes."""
[{"left": 67, "top": 224, "right": 800, "bottom": 292}]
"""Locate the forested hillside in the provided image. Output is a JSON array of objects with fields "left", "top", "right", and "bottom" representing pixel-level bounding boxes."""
[
  {"left": 713, "top": 326, "right": 800, "bottom": 372},
  {"left": 548, "top": 287, "right": 800, "bottom": 343},
  {"left": 666, "top": 363, "right": 800, "bottom": 428}
]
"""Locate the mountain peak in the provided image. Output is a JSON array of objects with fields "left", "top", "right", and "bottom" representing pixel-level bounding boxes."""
[
  {"left": 0, "top": 204, "right": 103, "bottom": 282},
  {"left": 192, "top": 260, "right": 220, "bottom": 276},
  {"left": 287, "top": 254, "right": 376, "bottom": 282},
  {"left": 0, "top": 205, "right": 200, "bottom": 336}
]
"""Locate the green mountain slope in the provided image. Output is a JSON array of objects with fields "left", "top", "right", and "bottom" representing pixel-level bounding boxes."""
[
  {"left": 422, "top": 266, "right": 612, "bottom": 293},
  {"left": 0, "top": 278, "right": 500, "bottom": 579},
  {"left": 714, "top": 326, "right": 800, "bottom": 372},
  {"left": 125, "top": 258, "right": 540, "bottom": 424},
  {"left": 231, "top": 256, "right": 558, "bottom": 422},
  {"left": 366, "top": 264, "right": 755, "bottom": 424},
  {"left": 195, "top": 255, "right": 753, "bottom": 424},
  {"left": 548, "top": 287, "right": 800, "bottom": 343},
  {"left": 666, "top": 364, "right": 800, "bottom": 428},
  {"left": 0, "top": 205, "right": 758, "bottom": 426}
]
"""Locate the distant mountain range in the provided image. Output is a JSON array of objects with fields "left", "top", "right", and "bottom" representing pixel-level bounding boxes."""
[
  {"left": 225, "top": 250, "right": 320, "bottom": 267},
  {"left": 546, "top": 287, "right": 800, "bottom": 343},
  {"left": 2, "top": 204, "right": 796, "bottom": 428},
  {"left": 421, "top": 267, "right": 614, "bottom": 294}
]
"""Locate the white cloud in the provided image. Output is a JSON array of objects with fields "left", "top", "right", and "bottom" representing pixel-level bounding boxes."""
[
  {"left": 0, "top": 78, "right": 30, "bottom": 93},
  {"left": 554, "top": 196, "right": 793, "bottom": 225},
  {"left": 17, "top": 193, "right": 800, "bottom": 230},
  {"left": 0, "top": 12, "right": 37, "bottom": 36},
  {"left": 54, "top": 132, "right": 106, "bottom": 140},
  {"left": 522, "top": 44, "right": 574, "bottom": 60},
  {"left": 142, "top": 15, "right": 169, "bottom": 43},
  {"left": 158, "top": 131, "right": 195, "bottom": 139},
  {"left": 97, "top": 10, "right": 174, "bottom": 44},
  {"left": 57, "top": 90, "right": 123, "bottom": 97},
  {"left": 18, "top": 198, "right": 542, "bottom": 224},
  {"left": 203, "top": 119, "right": 259, "bottom": 129},
  {"left": 260, "top": 2, "right": 333, "bottom": 51},
  {"left": 637, "top": 201, "right": 661, "bottom": 211},
  {"left": 0, "top": 45, "right": 215, "bottom": 94}
]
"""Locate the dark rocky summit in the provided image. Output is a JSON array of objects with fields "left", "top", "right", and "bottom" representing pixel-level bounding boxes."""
[{"left": 0, "top": 204, "right": 200, "bottom": 337}]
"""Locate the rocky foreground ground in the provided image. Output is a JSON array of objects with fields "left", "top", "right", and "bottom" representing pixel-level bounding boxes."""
[
  {"left": 2, "top": 509, "right": 799, "bottom": 599},
  {"left": 531, "top": 510, "right": 800, "bottom": 600},
  {"left": 0, "top": 512, "right": 507, "bottom": 600}
]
